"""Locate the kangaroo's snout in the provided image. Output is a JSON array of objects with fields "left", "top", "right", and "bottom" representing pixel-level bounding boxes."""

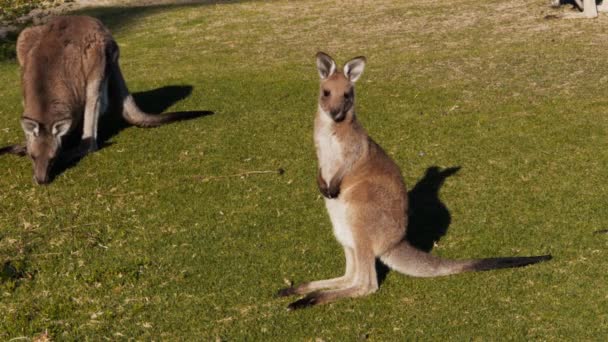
[
  {"left": 20, "top": 117, "right": 71, "bottom": 185},
  {"left": 34, "top": 174, "right": 50, "bottom": 185},
  {"left": 32, "top": 156, "right": 53, "bottom": 185},
  {"left": 26, "top": 137, "right": 59, "bottom": 186},
  {"left": 330, "top": 107, "right": 346, "bottom": 122},
  {"left": 320, "top": 80, "right": 352, "bottom": 123}
]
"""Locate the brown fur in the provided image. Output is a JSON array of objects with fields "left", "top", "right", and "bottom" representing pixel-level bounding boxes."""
[
  {"left": 11, "top": 16, "right": 207, "bottom": 184},
  {"left": 278, "top": 52, "right": 551, "bottom": 309}
]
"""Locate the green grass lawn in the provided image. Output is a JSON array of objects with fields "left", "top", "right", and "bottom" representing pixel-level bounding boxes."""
[{"left": 1, "top": 0, "right": 608, "bottom": 339}]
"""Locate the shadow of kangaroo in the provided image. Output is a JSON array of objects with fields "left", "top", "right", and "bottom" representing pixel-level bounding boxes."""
[
  {"left": 407, "top": 166, "right": 461, "bottom": 253},
  {"left": 98, "top": 85, "right": 203, "bottom": 148},
  {"left": 277, "top": 52, "right": 552, "bottom": 310},
  {"left": 0, "top": 16, "right": 212, "bottom": 184}
]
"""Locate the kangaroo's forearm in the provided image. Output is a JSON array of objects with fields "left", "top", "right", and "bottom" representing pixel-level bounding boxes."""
[
  {"left": 327, "top": 173, "right": 342, "bottom": 198},
  {"left": 317, "top": 168, "right": 330, "bottom": 198},
  {"left": 318, "top": 167, "right": 344, "bottom": 199}
]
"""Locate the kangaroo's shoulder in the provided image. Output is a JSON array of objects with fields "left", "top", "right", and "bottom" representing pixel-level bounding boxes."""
[{"left": 16, "top": 25, "right": 43, "bottom": 67}]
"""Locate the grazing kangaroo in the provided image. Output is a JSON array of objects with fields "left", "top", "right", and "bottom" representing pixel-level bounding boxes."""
[
  {"left": 3, "top": 16, "right": 206, "bottom": 184},
  {"left": 277, "top": 52, "right": 552, "bottom": 310}
]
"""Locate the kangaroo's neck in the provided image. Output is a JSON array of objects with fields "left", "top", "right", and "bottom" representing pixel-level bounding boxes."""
[{"left": 314, "top": 107, "right": 368, "bottom": 181}]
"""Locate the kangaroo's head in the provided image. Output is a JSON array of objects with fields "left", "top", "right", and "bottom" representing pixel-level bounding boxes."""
[
  {"left": 316, "top": 52, "right": 366, "bottom": 123},
  {"left": 20, "top": 117, "right": 71, "bottom": 185}
]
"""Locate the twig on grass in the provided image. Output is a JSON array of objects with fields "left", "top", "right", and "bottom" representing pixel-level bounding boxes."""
[{"left": 8, "top": 337, "right": 29, "bottom": 342}]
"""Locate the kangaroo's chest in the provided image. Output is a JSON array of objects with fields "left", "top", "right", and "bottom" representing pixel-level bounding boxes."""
[{"left": 315, "top": 125, "right": 344, "bottom": 182}]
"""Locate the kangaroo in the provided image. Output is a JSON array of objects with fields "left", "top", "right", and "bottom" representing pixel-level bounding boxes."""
[
  {"left": 4, "top": 16, "right": 206, "bottom": 184},
  {"left": 277, "top": 52, "right": 552, "bottom": 310},
  {"left": 551, "top": 0, "right": 608, "bottom": 18}
]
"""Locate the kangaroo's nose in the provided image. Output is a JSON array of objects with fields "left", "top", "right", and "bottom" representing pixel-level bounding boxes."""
[
  {"left": 33, "top": 175, "right": 49, "bottom": 185},
  {"left": 330, "top": 108, "right": 346, "bottom": 122}
]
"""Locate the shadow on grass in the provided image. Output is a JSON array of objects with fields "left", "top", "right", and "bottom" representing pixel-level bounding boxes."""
[
  {"left": 0, "top": 260, "right": 33, "bottom": 286},
  {"left": 376, "top": 166, "right": 461, "bottom": 285},
  {"left": 406, "top": 166, "right": 461, "bottom": 252},
  {"left": 71, "top": 0, "right": 254, "bottom": 34},
  {"left": 0, "top": 0, "right": 252, "bottom": 62},
  {"left": 50, "top": 84, "right": 213, "bottom": 183},
  {"left": 98, "top": 84, "right": 207, "bottom": 144}
]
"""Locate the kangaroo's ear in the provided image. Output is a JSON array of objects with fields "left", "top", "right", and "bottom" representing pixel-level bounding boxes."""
[
  {"left": 52, "top": 119, "right": 72, "bottom": 138},
  {"left": 20, "top": 118, "right": 39, "bottom": 137},
  {"left": 316, "top": 52, "right": 336, "bottom": 80},
  {"left": 344, "top": 56, "right": 366, "bottom": 83}
]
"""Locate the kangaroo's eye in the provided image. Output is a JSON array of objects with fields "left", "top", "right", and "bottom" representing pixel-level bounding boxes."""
[
  {"left": 323, "top": 90, "right": 331, "bottom": 97},
  {"left": 344, "top": 92, "right": 350, "bottom": 99}
]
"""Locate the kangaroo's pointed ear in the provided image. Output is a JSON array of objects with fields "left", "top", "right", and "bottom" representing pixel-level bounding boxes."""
[
  {"left": 52, "top": 119, "right": 72, "bottom": 138},
  {"left": 344, "top": 56, "right": 366, "bottom": 83},
  {"left": 21, "top": 118, "right": 39, "bottom": 137},
  {"left": 316, "top": 52, "right": 336, "bottom": 80}
]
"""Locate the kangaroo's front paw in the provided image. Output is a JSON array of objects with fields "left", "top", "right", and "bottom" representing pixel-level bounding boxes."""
[
  {"left": 79, "top": 137, "right": 98, "bottom": 153},
  {"left": 317, "top": 169, "right": 331, "bottom": 198},
  {"left": 86, "top": 139, "right": 98, "bottom": 152},
  {"left": 319, "top": 185, "right": 332, "bottom": 199},
  {"left": 327, "top": 184, "right": 340, "bottom": 198},
  {"left": 327, "top": 177, "right": 341, "bottom": 199}
]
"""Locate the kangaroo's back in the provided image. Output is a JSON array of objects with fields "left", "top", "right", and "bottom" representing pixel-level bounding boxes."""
[{"left": 19, "top": 16, "right": 113, "bottom": 125}]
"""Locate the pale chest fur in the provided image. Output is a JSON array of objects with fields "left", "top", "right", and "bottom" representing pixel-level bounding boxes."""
[
  {"left": 314, "top": 112, "right": 344, "bottom": 182},
  {"left": 325, "top": 198, "right": 354, "bottom": 248},
  {"left": 315, "top": 110, "right": 355, "bottom": 248}
]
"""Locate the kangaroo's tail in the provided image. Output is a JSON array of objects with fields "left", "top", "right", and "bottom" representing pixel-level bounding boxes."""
[
  {"left": 379, "top": 240, "right": 551, "bottom": 277},
  {"left": 0, "top": 144, "right": 26, "bottom": 156},
  {"left": 110, "top": 63, "right": 209, "bottom": 128}
]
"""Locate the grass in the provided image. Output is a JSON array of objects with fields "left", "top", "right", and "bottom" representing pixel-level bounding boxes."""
[{"left": 1, "top": 0, "right": 608, "bottom": 339}]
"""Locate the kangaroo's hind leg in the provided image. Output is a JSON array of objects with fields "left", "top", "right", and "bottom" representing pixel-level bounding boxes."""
[
  {"left": 287, "top": 239, "right": 378, "bottom": 310},
  {"left": 277, "top": 246, "right": 356, "bottom": 297}
]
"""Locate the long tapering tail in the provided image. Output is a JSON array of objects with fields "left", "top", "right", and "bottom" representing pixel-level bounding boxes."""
[
  {"left": 110, "top": 63, "right": 210, "bottom": 128},
  {"left": 380, "top": 240, "right": 551, "bottom": 277}
]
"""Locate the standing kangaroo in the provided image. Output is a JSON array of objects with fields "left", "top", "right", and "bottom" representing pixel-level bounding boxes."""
[
  {"left": 277, "top": 52, "right": 551, "bottom": 309},
  {"left": 551, "top": 0, "right": 608, "bottom": 19},
  {"left": 2, "top": 16, "right": 207, "bottom": 184}
]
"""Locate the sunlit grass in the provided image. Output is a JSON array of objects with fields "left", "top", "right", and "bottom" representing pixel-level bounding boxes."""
[{"left": 1, "top": 0, "right": 607, "bottom": 339}]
